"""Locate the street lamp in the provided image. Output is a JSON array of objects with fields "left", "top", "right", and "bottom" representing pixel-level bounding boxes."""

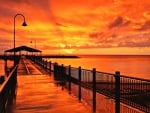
[
  {"left": 14, "top": 14, "right": 27, "bottom": 66},
  {"left": 30, "top": 40, "right": 36, "bottom": 48}
]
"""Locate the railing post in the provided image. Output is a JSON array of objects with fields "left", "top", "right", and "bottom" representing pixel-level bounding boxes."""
[
  {"left": 4, "top": 57, "right": 8, "bottom": 76},
  {"left": 93, "top": 68, "right": 96, "bottom": 113},
  {"left": 68, "top": 65, "right": 71, "bottom": 94},
  {"left": 39, "top": 57, "right": 41, "bottom": 65},
  {"left": 15, "top": 66, "right": 17, "bottom": 81},
  {"left": 49, "top": 61, "right": 51, "bottom": 72},
  {"left": 42, "top": 60, "right": 44, "bottom": 68},
  {"left": 45, "top": 60, "right": 47, "bottom": 70},
  {"left": 33, "top": 55, "right": 35, "bottom": 63},
  {"left": 40, "top": 58, "right": 42, "bottom": 66},
  {"left": 78, "top": 66, "right": 81, "bottom": 101},
  {"left": 115, "top": 71, "right": 120, "bottom": 113},
  {"left": 61, "top": 64, "right": 64, "bottom": 90},
  {"left": 9, "top": 67, "right": 17, "bottom": 105},
  {"left": 54, "top": 63, "right": 57, "bottom": 78}
]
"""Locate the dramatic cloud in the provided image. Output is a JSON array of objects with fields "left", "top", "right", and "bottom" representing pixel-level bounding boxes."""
[
  {"left": 108, "top": 16, "right": 131, "bottom": 29},
  {"left": 109, "top": 16, "right": 123, "bottom": 29},
  {"left": 138, "top": 20, "right": 150, "bottom": 30},
  {"left": 0, "top": 0, "right": 150, "bottom": 54},
  {"left": 0, "top": 28, "right": 12, "bottom": 34}
]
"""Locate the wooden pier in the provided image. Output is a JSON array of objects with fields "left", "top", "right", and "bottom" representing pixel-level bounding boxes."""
[
  {"left": 0, "top": 55, "right": 149, "bottom": 113},
  {"left": 6, "top": 56, "right": 92, "bottom": 113}
]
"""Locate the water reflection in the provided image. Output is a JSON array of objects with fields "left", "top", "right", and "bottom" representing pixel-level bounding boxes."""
[{"left": 48, "top": 55, "right": 150, "bottom": 79}]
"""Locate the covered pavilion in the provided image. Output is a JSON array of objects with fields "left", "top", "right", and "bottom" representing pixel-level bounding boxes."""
[{"left": 4, "top": 45, "right": 42, "bottom": 56}]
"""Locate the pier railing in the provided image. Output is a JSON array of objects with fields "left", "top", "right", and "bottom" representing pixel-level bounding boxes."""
[
  {"left": 120, "top": 75, "right": 150, "bottom": 112},
  {"left": 0, "top": 65, "right": 17, "bottom": 113},
  {"left": 31, "top": 56, "right": 150, "bottom": 113}
]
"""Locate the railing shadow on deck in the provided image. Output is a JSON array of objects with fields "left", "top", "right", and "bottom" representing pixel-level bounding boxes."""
[
  {"left": 29, "top": 56, "right": 150, "bottom": 113},
  {"left": 0, "top": 65, "right": 17, "bottom": 113}
]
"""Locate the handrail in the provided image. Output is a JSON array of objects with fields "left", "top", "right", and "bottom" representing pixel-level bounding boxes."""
[
  {"left": 51, "top": 61, "right": 150, "bottom": 113},
  {"left": 30, "top": 56, "right": 150, "bottom": 113},
  {"left": 0, "top": 65, "right": 18, "bottom": 113},
  {"left": 0, "top": 65, "right": 17, "bottom": 92}
]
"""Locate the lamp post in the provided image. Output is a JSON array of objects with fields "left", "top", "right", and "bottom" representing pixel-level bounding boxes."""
[
  {"left": 14, "top": 14, "right": 27, "bottom": 66},
  {"left": 30, "top": 40, "right": 36, "bottom": 48}
]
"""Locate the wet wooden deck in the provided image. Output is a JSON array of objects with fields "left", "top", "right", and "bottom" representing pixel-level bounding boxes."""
[{"left": 8, "top": 57, "right": 92, "bottom": 113}]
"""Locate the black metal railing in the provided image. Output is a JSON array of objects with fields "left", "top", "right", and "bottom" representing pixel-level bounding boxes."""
[
  {"left": 30, "top": 56, "right": 150, "bottom": 113},
  {"left": 120, "top": 75, "right": 150, "bottom": 112},
  {"left": 0, "top": 65, "right": 17, "bottom": 113}
]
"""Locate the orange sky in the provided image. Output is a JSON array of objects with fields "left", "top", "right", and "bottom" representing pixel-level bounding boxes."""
[{"left": 0, "top": 0, "right": 150, "bottom": 55}]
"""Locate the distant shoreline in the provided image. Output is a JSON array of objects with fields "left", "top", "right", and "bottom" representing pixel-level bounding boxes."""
[
  {"left": 0, "top": 54, "right": 150, "bottom": 59},
  {"left": 0, "top": 55, "right": 79, "bottom": 59}
]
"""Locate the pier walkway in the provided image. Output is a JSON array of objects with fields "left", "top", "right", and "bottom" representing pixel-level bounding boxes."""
[{"left": 8, "top": 57, "right": 91, "bottom": 113}]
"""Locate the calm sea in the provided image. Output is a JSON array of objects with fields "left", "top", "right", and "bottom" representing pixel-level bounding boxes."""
[
  {"left": 48, "top": 55, "right": 150, "bottom": 79},
  {"left": 0, "top": 55, "right": 150, "bottom": 79},
  {"left": 0, "top": 60, "right": 13, "bottom": 76}
]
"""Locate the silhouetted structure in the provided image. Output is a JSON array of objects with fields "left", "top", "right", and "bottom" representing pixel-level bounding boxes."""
[
  {"left": 4, "top": 45, "right": 42, "bottom": 56},
  {"left": 4, "top": 45, "right": 42, "bottom": 75},
  {"left": 13, "top": 14, "right": 27, "bottom": 66}
]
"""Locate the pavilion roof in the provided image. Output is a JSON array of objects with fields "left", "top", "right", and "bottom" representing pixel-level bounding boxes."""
[{"left": 5, "top": 45, "right": 42, "bottom": 53}]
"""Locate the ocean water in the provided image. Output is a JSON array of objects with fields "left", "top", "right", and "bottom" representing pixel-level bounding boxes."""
[
  {"left": 0, "top": 60, "right": 5, "bottom": 75},
  {"left": 0, "top": 59, "right": 13, "bottom": 76},
  {"left": 0, "top": 55, "right": 150, "bottom": 79},
  {"left": 48, "top": 55, "right": 150, "bottom": 79}
]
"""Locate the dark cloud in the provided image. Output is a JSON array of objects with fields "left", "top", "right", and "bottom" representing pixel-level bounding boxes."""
[
  {"left": 89, "top": 31, "right": 150, "bottom": 48},
  {"left": 89, "top": 32, "right": 104, "bottom": 38},
  {"left": 1, "top": 0, "right": 30, "bottom": 4},
  {"left": 29, "top": 0, "right": 50, "bottom": 11},
  {"left": 0, "top": 0, "right": 50, "bottom": 12},
  {"left": 118, "top": 33, "right": 150, "bottom": 47},
  {"left": 108, "top": 16, "right": 130, "bottom": 29},
  {"left": 0, "top": 28, "right": 12, "bottom": 34},
  {"left": 135, "top": 42, "right": 150, "bottom": 47},
  {"left": 55, "top": 22, "right": 67, "bottom": 27},
  {"left": 0, "top": 7, "right": 15, "bottom": 17},
  {"left": 137, "top": 20, "right": 150, "bottom": 31},
  {"left": 119, "top": 41, "right": 150, "bottom": 47},
  {"left": 88, "top": 31, "right": 119, "bottom": 47},
  {"left": 109, "top": 16, "right": 123, "bottom": 29},
  {"left": 111, "top": 34, "right": 117, "bottom": 38}
]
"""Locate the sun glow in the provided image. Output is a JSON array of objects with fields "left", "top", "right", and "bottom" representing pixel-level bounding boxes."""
[
  {"left": 0, "top": 0, "right": 150, "bottom": 54},
  {"left": 62, "top": 49, "right": 76, "bottom": 54},
  {"left": 59, "top": 43, "right": 66, "bottom": 48}
]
